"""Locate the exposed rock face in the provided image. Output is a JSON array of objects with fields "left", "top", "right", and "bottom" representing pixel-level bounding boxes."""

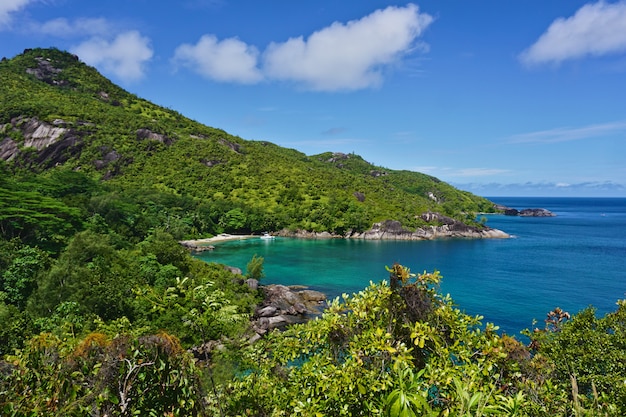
[
  {"left": 495, "top": 204, "right": 556, "bottom": 217},
  {"left": 251, "top": 284, "right": 326, "bottom": 338},
  {"left": 353, "top": 214, "right": 509, "bottom": 240},
  {"left": 25, "top": 56, "right": 74, "bottom": 86},
  {"left": 0, "top": 117, "right": 85, "bottom": 167},
  {"left": 277, "top": 229, "right": 336, "bottom": 239},
  {"left": 218, "top": 138, "right": 242, "bottom": 153},
  {"left": 353, "top": 191, "right": 366, "bottom": 202},
  {"left": 93, "top": 148, "right": 121, "bottom": 170},
  {"left": 277, "top": 213, "right": 509, "bottom": 240},
  {"left": 0, "top": 138, "right": 18, "bottom": 161},
  {"left": 518, "top": 208, "right": 555, "bottom": 217},
  {"left": 136, "top": 128, "right": 173, "bottom": 145}
]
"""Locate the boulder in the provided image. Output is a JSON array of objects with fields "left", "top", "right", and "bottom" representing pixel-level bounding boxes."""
[
  {"left": 499, "top": 205, "right": 556, "bottom": 217},
  {"left": 136, "top": 128, "right": 173, "bottom": 145},
  {"left": 356, "top": 215, "right": 509, "bottom": 240},
  {"left": 519, "top": 208, "right": 555, "bottom": 217},
  {"left": 299, "top": 289, "right": 327, "bottom": 302},
  {"left": 251, "top": 284, "right": 327, "bottom": 336}
]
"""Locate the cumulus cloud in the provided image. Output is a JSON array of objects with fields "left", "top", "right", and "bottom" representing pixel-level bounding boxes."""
[
  {"left": 508, "top": 121, "right": 626, "bottom": 144},
  {"left": 71, "top": 31, "right": 153, "bottom": 82},
  {"left": 520, "top": 1, "right": 626, "bottom": 65},
  {"left": 173, "top": 34, "right": 263, "bottom": 83},
  {"left": 172, "top": 3, "right": 432, "bottom": 90},
  {"left": 263, "top": 4, "right": 433, "bottom": 91},
  {"left": 0, "top": 0, "right": 33, "bottom": 28}
]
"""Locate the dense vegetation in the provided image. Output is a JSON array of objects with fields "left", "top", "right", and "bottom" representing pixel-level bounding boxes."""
[{"left": 1, "top": 48, "right": 625, "bottom": 415}]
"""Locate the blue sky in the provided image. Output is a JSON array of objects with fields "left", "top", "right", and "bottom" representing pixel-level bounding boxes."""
[{"left": 1, "top": 1, "right": 626, "bottom": 196}]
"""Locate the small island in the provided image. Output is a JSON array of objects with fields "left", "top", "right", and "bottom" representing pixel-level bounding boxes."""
[{"left": 494, "top": 204, "right": 556, "bottom": 217}]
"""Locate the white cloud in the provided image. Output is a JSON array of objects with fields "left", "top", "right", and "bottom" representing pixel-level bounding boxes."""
[
  {"left": 71, "top": 31, "right": 153, "bottom": 82},
  {"left": 36, "top": 17, "right": 111, "bottom": 37},
  {"left": 520, "top": 1, "right": 626, "bottom": 66},
  {"left": 262, "top": 4, "right": 433, "bottom": 91},
  {"left": 0, "top": 0, "right": 33, "bottom": 28},
  {"left": 172, "top": 3, "right": 432, "bottom": 91},
  {"left": 508, "top": 121, "right": 626, "bottom": 144},
  {"left": 173, "top": 34, "right": 263, "bottom": 83}
]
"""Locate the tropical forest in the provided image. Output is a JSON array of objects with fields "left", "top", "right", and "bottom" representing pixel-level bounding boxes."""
[{"left": 1, "top": 48, "right": 625, "bottom": 416}]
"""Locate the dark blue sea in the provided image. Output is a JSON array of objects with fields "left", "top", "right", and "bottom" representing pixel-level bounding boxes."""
[{"left": 196, "top": 197, "right": 626, "bottom": 336}]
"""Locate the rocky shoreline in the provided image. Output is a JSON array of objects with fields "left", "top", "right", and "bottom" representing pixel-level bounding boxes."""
[
  {"left": 278, "top": 212, "right": 510, "bottom": 240},
  {"left": 180, "top": 213, "right": 511, "bottom": 252},
  {"left": 250, "top": 284, "right": 326, "bottom": 342},
  {"left": 493, "top": 204, "right": 556, "bottom": 217}
]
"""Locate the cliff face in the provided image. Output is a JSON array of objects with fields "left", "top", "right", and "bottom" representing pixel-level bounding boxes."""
[{"left": 0, "top": 117, "right": 85, "bottom": 168}]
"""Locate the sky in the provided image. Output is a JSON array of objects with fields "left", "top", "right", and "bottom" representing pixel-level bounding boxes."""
[{"left": 1, "top": 0, "right": 626, "bottom": 197}]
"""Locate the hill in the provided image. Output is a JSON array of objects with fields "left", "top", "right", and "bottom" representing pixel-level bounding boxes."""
[
  {"left": 3, "top": 48, "right": 626, "bottom": 417},
  {"left": 0, "top": 47, "right": 500, "bottom": 246}
]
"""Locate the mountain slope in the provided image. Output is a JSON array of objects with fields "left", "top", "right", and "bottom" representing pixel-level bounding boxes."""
[{"left": 0, "top": 47, "right": 499, "bottom": 241}]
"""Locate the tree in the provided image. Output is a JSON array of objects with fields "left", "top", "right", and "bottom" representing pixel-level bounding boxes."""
[
  {"left": 246, "top": 254, "right": 265, "bottom": 281},
  {"left": 29, "top": 230, "right": 137, "bottom": 320},
  {"left": 1, "top": 244, "right": 50, "bottom": 309},
  {"left": 0, "top": 331, "right": 208, "bottom": 416}
]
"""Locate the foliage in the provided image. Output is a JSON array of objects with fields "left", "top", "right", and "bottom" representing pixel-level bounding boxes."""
[
  {"left": 0, "top": 331, "right": 206, "bottom": 416},
  {"left": 1, "top": 48, "right": 496, "bottom": 242},
  {"left": 246, "top": 254, "right": 265, "bottom": 281},
  {"left": 525, "top": 302, "right": 626, "bottom": 415},
  {"left": 28, "top": 230, "right": 137, "bottom": 321},
  {"left": 134, "top": 266, "right": 255, "bottom": 347},
  {"left": 2, "top": 47, "right": 626, "bottom": 416}
]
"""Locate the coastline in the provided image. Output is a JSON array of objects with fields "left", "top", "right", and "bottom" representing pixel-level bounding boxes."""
[{"left": 180, "top": 233, "right": 256, "bottom": 251}]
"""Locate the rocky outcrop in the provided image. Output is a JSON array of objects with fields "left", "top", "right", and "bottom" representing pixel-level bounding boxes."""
[
  {"left": 218, "top": 138, "right": 243, "bottom": 153},
  {"left": 277, "top": 229, "right": 336, "bottom": 239},
  {"left": 277, "top": 213, "right": 509, "bottom": 240},
  {"left": 353, "top": 214, "right": 509, "bottom": 240},
  {"left": 494, "top": 204, "right": 555, "bottom": 217},
  {"left": 136, "top": 128, "right": 174, "bottom": 146},
  {"left": 25, "top": 56, "right": 74, "bottom": 86},
  {"left": 0, "top": 138, "right": 18, "bottom": 161},
  {"left": 0, "top": 117, "right": 85, "bottom": 167},
  {"left": 518, "top": 208, "right": 555, "bottom": 217},
  {"left": 250, "top": 284, "right": 326, "bottom": 341}
]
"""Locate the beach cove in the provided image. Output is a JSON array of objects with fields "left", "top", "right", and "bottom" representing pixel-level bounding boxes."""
[{"left": 194, "top": 197, "right": 626, "bottom": 335}]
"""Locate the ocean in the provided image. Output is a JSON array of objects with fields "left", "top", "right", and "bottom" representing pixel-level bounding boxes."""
[{"left": 195, "top": 197, "right": 626, "bottom": 336}]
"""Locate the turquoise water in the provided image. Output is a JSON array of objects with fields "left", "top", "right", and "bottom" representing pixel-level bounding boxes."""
[{"left": 195, "top": 197, "right": 626, "bottom": 335}]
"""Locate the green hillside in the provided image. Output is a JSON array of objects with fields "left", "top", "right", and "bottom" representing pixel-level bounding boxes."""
[
  {"left": 2, "top": 48, "right": 626, "bottom": 416},
  {"left": 1, "top": 47, "right": 496, "bottom": 245}
]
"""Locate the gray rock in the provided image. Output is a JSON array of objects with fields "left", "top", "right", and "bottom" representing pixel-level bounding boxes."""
[
  {"left": 298, "top": 289, "right": 326, "bottom": 302},
  {"left": 136, "top": 128, "right": 173, "bottom": 145},
  {"left": 519, "top": 208, "right": 555, "bottom": 217},
  {"left": 257, "top": 306, "right": 277, "bottom": 317}
]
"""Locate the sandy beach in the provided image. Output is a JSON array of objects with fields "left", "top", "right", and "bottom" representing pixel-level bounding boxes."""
[{"left": 179, "top": 233, "right": 256, "bottom": 249}]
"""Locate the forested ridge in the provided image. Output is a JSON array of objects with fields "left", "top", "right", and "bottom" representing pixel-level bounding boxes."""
[{"left": 1, "top": 47, "right": 625, "bottom": 416}]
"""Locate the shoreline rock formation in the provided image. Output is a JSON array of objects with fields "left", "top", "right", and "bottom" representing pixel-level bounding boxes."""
[
  {"left": 250, "top": 283, "right": 326, "bottom": 342},
  {"left": 278, "top": 212, "right": 510, "bottom": 240},
  {"left": 493, "top": 204, "right": 556, "bottom": 217}
]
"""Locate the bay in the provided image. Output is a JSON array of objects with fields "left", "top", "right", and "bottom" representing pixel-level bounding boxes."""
[{"left": 195, "top": 197, "right": 626, "bottom": 335}]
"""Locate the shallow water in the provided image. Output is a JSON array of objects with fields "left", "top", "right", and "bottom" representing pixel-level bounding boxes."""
[{"left": 196, "top": 197, "right": 626, "bottom": 335}]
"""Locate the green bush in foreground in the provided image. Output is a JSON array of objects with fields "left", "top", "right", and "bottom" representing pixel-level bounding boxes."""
[{"left": 2, "top": 264, "right": 626, "bottom": 416}]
